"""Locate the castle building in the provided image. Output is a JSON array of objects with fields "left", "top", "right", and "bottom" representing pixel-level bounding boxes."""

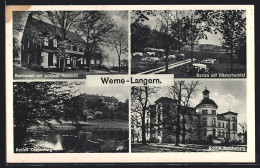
[
  {"left": 20, "top": 13, "right": 102, "bottom": 70},
  {"left": 147, "top": 88, "right": 238, "bottom": 144}
]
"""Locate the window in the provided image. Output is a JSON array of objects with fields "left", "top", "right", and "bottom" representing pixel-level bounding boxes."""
[
  {"left": 222, "top": 131, "right": 225, "bottom": 137},
  {"left": 212, "top": 110, "right": 216, "bottom": 115},
  {"left": 202, "top": 110, "right": 208, "bottom": 115},
  {"left": 233, "top": 123, "right": 236, "bottom": 130},
  {"left": 53, "top": 39, "right": 57, "bottom": 48},
  {"left": 41, "top": 56, "right": 44, "bottom": 63},
  {"left": 73, "top": 46, "right": 77, "bottom": 51},
  {"left": 218, "top": 122, "right": 221, "bottom": 128},
  {"left": 202, "top": 118, "right": 207, "bottom": 126},
  {"left": 44, "top": 37, "right": 48, "bottom": 46},
  {"left": 226, "top": 123, "right": 228, "bottom": 128},
  {"left": 212, "top": 118, "right": 216, "bottom": 126},
  {"left": 79, "top": 48, "right": 83, "bottom": 52},
  {"left": 232, "top": 117, "right": 236, "bottom": 121},
  {"left": 218, "top": 131, "right": 221, "bottom": 137},
  {"left": 222, "top": 123, "right": 224, "bottom": 128},
  {"left": 203, "top": 129, "right": 207, "bottom": 136},
  {"left": 80, "top": 57, "right": 83, "bottom": 64}
]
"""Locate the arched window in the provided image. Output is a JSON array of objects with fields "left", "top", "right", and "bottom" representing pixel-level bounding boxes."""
[{"left": 218, "top": 131, "right": 221, "bottom": 137}]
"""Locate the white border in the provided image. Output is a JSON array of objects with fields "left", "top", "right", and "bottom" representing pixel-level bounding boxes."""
[{"left": 6, "top": 5, "right": 255, "bottom": 163}]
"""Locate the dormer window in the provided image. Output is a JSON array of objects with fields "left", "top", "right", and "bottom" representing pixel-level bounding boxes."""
[
  {"left": 44, "top": 37, "right": 49, "bottom": 46},
  {"left": 53, "top": 39, "right": 57, "bottom": 48}
]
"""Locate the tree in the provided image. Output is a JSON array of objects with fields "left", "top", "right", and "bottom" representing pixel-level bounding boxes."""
[
  {"left": 78, "top": 11, "right": 115, "bottom": 71},
  {"left": 131, "top": 86, "right": 158, "bottom": 144},
  {"left": 13, "top": 82, "right": 74, "bottom": 147},
  {"left": 168, "top": 80, "right": 199, "bottom": 145},
  {"left": 44, "top": 11, "right": 82, "bottom": 71},
  {"left": 131, "top": 23, "right": 151, "bottom": 52},
  {"left": 217, "top": 10, "right": 246, "bottom": 72},
  {"left": 109, "top": 26, "right": 128, "bottom": 72},
  {"left": 239, "top": 122, "right": 247, "bottom": 144},
  {"left": 63, "top": 94, "right": 88, "bottom": 127},
  {"left": 156, "top": 11, "right": 175, "bottom": 73},
  {"left": 183, "top": 11, "right": 209, "bottom": 65}
]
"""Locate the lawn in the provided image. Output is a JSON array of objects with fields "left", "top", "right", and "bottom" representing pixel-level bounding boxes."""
[
  {"left": 131, "top": 143, "right": 210, "bottom": 152},
  {"left": 131, "top": 143, "right": 247, "bottom": 152}
]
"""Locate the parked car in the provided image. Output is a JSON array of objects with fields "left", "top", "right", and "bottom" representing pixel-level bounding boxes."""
[
  {"left": 176, "top": 54, "right": 185, "bottom": 60},
  {"left": 201, "top": 58, "right": 216, "bottom": 64}
]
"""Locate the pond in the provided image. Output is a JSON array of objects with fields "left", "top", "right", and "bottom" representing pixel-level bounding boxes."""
[{"left": 14, "top": 128, "right": 129, "bottom": 153}]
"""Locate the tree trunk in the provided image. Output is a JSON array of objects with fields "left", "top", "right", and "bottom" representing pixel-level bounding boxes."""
[
  {"left": 165, "top": 49, "right": 169, "bottom": 73},
  {"left": 181, "top": 114, "right": 186, "bottom": 144},
  {"left": 141, "top": 112, "right": 146, "bottom": 144},
  {"left": 62, "top": 59, "right": 65, "bottom": 72},
  {"left": 175, "top": 113, "right": 180, "bottom": 146},
  {"left": 230, "top": 50, "right": 233, "bottom": 73},
  {"left": 175, "top": 83, "right": 182, "bottom": 146},
  {"left": 191, "top": 44, "right": 194, "bottom": 65},
  {"left": 118, "top": 55, "right": 121, "bottom": 73}
]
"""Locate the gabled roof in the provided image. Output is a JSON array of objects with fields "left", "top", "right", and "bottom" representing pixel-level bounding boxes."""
[
  {"left": 155, "top": 97, "right": 177, "bottom": 104},
  {"left": 219, "top": 111, "right": 238, "bottom": 116},
  {"left": 24, "top": 15, "right": 86, "bottom": 44}
]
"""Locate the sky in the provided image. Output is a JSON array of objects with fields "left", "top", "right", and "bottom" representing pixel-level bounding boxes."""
[
  {"left": 147, "top": 79, "right": 247, "bottom": 125},
  {"left": 13, "top": 11, "right": 128, "bottom": 66}
]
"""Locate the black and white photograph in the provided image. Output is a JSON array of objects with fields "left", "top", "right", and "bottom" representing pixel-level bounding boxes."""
[
  {"left": 131, "top": 80, "right": 247, "bottom": 152},
  {"left": 131, "top": 10, "right": 246, "bottom": 77},
  {"left": 13, "top": 10, "right": 128, "bottom": 79},
  {"left": 13, "top": 82, "right": 129, "bottom": 153}
]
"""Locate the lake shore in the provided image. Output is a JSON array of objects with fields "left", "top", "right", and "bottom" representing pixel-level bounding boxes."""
[{"left": 27, "top": 119, "right": 128, "bottom": 132}]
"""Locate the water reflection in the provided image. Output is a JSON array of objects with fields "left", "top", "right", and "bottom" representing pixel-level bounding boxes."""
[{"left": 19, "top": 129, "right": 128, "bottom": 153}]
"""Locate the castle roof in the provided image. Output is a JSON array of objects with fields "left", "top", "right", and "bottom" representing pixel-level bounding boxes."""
[
  {"left": 79, "top": 94, "right": 119, "bottom": 103},
  {"left": 195, "top": 97, "right": 218, "bottom": 108}
]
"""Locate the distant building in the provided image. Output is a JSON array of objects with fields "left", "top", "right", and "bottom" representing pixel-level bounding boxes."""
[
  {"left": 79, "top": 94, "right": 119, "bottom": 110},
  {"left": 21, "top": 13, "right": 102, "bottom": 70},
  {"left": 146, "top": 88, "right": 238, "bottom": 144}
]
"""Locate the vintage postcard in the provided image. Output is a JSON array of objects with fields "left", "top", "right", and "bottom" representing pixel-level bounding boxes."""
[{"left": 6, "top": 5, "right": 254, "bottom": 163}]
